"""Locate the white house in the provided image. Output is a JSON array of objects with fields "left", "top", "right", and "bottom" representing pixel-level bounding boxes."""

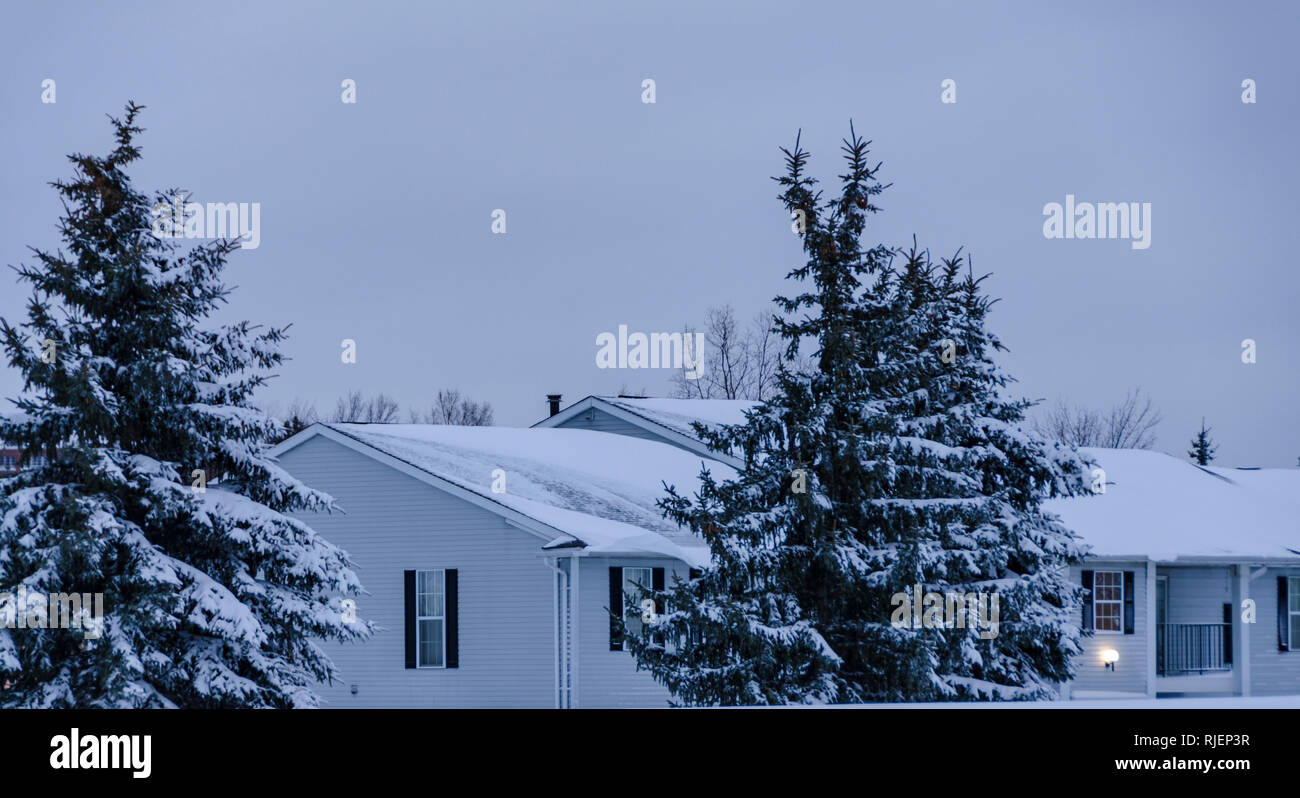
[
  {"left": 270, "top": 421, "right": 729, "bottom": 708},
  {"left": 1046, "top": 449, "right": 1300, "bottom": 699},
  {"left": 272, "top": 396, "right": 1300, "bottom": 706}
]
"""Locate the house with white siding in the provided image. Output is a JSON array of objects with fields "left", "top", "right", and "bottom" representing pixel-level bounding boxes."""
[
  {"left": 272, "top": 396, "right": 1300, "bottom": 706},
  {"left": 1045, "top": 449, "right": 1300, "bottom": 700},
  {"left": 541, "top": 397, "right": 1300, "bottom": 701},
  {"left": 270, "top": 420, "right": 729, "bottom": 708}
]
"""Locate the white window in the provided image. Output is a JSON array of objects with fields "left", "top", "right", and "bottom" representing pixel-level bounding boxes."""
[
  {"left": 1094, "top": 571, "right": 1123, "bottom": 633},
  {"left": 1290, "top": 578, "right": 1300, "bottom": 651},
  {"left": 623, "top": 567, "right": 653, "bottom": 639},
  {"left": 416, "top": 569, "right": 446, "bottom": 667}
]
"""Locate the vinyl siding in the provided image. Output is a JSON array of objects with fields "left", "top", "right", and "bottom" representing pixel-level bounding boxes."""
[
  {"left": 576, "top": 557, "right": 686, "bottom": 708},
  {"left": 554, "top": 407, "right": 685, "bottom": 449},
  {"left": 1249, "top": 567, "right": 1300, "bottom": 696},
  {"left": 1069, "top": 562, "right": 1148, "bottom": 696},
  {"left": 277, "top": 435, "right": 556, "bottom": 708},
  {"left": 1163, "top": 567, "right": 1233, "bottom": 625}
]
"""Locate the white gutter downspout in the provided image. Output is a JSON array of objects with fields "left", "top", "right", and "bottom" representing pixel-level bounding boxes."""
[
  {"left": 1146, "top": 560, "right": 1157, "bottom": 698},
  {"left": 544, "top": 557, "right": 568, "bottom": 709},
  {"left": 1238, "top": 563, "right": 1251, "bottom": 697},
  {"left": 569, "top": 550, "right": 581, "bottom": 709}
]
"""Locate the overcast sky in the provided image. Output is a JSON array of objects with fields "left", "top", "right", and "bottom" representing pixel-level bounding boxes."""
[{"left": 1, "top": 1, "right": 1296, "bottom": 467}]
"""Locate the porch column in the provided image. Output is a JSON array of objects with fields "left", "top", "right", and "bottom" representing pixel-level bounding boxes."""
[
  {"left": 1146, "top": 560, "right": 1157, "bottom": 697},
  {"left": 1237, "top": 563, "right": 1251, "bottom": 697}
]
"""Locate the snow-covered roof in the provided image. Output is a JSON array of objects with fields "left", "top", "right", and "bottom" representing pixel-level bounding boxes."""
[
  {"left": 316, "top": 423, "right": 732, "bottom": 567},
  {"left": 1047, "top": 448, "right": 1300, "bottom": 562},
  {"left": 532, "top": 395, "right": 756, "bottom": 467},
  {"left": 597, "top": 397, "right": 758, "bottom": 440},
  {"left": 286, "top": 418, "right": 1299, "bottom": 568}
]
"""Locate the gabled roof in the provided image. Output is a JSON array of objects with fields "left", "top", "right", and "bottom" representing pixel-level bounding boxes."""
[
  {"left": 272, "top": 415, "right": 1300, "bottom": 567},
  {"left": 531, "top": 396, "right": 756, "bottom": 467},
  {"left": 1047, "top": 448, "right": 1300, "bottom": 563},
  {"left": 270, "top": 423, "right": 731, "bottom": 567}
]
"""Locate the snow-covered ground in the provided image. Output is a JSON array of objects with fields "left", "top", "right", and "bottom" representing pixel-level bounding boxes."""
[{"left": 766, "top": 695, "right": 1300, "bottom": 709}]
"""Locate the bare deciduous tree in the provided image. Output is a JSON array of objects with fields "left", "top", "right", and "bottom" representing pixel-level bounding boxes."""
[
  {"left": 671, "top": 305, "right": 784, "bottom": 400},
  {"left": 262, "top": 397, "right": 320, "bottom": 444},
  {"left": 1032, "top": 387, "right": 1162, "bottom": 449},
  {"left": 1033, "top": 399, "right": 1104, "bottom": 448},
  {"left": 285, "top": 397, "right": 319, "bottom": 426},
  {"left": 331, "top": 390, "right": 401, "bottom": 423},
  {"left": 416, "top": 388, "right": 494, "bottom": 426},
  {"left": 747, "top": 310, "right": 782, "bottom": 402},
  {"left": 1101, "top": 388, "right": 1162, "bottom": 449}
]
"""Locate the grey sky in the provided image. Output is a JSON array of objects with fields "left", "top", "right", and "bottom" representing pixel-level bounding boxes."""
[{"left": 2, "top": 1, "right": 1296, "bottom": 466}]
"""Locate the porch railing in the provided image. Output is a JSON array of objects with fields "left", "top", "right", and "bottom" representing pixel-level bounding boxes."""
[{"left": 1157, "top": 623, "right": 1232, "bottom": 676}]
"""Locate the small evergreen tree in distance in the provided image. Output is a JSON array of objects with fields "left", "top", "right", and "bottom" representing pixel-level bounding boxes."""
[
  {"left": 624, "top": 126, "right": 1094, "bottom": 705},
  {"left": 0, "top": 103, "right": 371, "bottom": 707},
  {"left": 1188, "top": 418, "right": 1216, "bottom": 466}
]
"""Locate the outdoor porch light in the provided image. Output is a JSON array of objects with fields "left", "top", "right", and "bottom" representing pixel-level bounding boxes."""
[{"left": 1102, "top": 649, "right": 1119, "bottom": 671}]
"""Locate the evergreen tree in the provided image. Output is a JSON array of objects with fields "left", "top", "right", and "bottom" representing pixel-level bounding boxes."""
[
  {"left": 624, "top": 126, "right": 1094, "bottom": 704},
  {"left": 0, "top": 103, "right": 370, "bottom": 707},
  {"left": 1188, "top": 418, "right": 1216, "bottom": 466}
]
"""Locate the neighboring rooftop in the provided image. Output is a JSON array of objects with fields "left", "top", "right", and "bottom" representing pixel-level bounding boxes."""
[
  {"left": 596, "top": 396, "right": 758, "bottom": 439},
  {"left": 281, "top": 405, "right": 1300, "bottom": 567},
  {"left": 532, "top": 395, "right": 757, "bottom": 467},
  {"left": 312, "top": 423, "right": 734, "bottom": 567},
  {"left": 1047, "top": 447, "right": 1300, "bottom": 562}
]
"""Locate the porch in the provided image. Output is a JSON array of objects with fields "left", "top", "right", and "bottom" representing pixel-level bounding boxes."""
[{"left": 1153, "top": 566, "right": 1240, "bottom": 696}]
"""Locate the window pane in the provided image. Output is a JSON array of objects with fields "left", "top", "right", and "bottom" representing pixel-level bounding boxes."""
[
  {"left": 418, "top": 619, "right": 443, "bottom": 666},
  {"left": 417, "top": 570, "right": 444, "bottom": 617},
  {"left": 1290, "top": 579, "right": 1300, "bottom": 612},
  {"left": 1096, "top": 604, "right": 1121, "bottom": 632},
  {"left": 623, "top": 568, "right": 651, "bottom": 595},
  {"left": 623, "top": 568, "right": 653, "bottom": 640},
  {"left": 418, "top": 570, "right": 444, "bottom": 595},
  {"left": 1291, "top": 616, "right": 1300, "bottom": 649}
]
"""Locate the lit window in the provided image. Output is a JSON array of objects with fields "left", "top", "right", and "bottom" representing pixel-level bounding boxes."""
[{"left": 1094, "top": 571, "right": 1123, "bottom": 633}]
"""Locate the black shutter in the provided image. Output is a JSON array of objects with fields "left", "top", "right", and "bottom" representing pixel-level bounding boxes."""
[
  {"left": 403, "top": 570, "right": 417, "bottom": 669},
  {"left": 1123, "top": 571, "right": 1135, "bottom": 635},
  {"left": 688, "top": 568, "right": 702, "bottom": 580},
  {"left": 1279, "top": 577, "right": 1291, "bottom": 651},
  {"left": 445, "top": 569, "right": 458, "bottom": 668},
  {"left": 609, "top": 567, "right": 623, "bottom": 651},
  {"left": 1222, "top": 603, "right": 1232, "bottom": 665},
  {"left": 1080, "top": 570, "right": 1094, "bottom": 631},
  {"left": 652, "top": 567, "right": 665, "bottom": 614}
]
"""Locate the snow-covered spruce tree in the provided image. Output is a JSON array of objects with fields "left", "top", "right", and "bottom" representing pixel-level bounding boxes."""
[
  {"left": 1188, "top": 418, "right": 1216, "bottom": 465},
  {"left": 0, "top": 103, "right": 370, "bottom": 707},
  {"left": 624, "top": 126, "right": 1094, "bottom": 704}
]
